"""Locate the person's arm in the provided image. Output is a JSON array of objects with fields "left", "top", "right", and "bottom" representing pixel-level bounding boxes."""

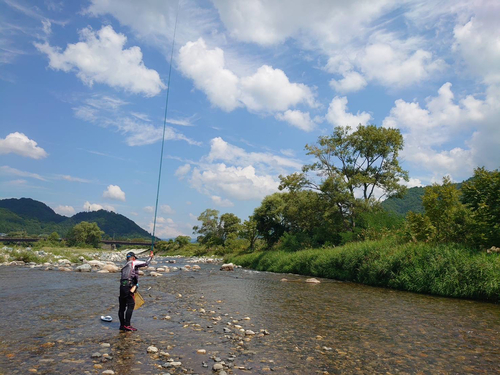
[{"left": 134, "top": 251, "right": 154, "bottom": 268}]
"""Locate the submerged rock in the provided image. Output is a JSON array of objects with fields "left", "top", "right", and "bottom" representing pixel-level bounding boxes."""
[
  {"left": 306, "top": 278, "right": 320, "bottom": 284},
  {"left": 76, "top": 264, "right": 91, "bottom": 272}
]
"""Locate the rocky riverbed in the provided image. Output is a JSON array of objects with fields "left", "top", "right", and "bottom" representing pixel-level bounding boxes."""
[{"left": 1, "top": 251, "right": 500, "bottom": 374}]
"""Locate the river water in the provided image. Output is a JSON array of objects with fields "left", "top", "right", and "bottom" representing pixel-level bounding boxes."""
[{"left": 0, "top": 259, "right": 499, "bottom": 374}]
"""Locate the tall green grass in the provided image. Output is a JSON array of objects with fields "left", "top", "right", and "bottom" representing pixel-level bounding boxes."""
[{"left": 226, "top": 238, "right": 500, "bottom": 302}]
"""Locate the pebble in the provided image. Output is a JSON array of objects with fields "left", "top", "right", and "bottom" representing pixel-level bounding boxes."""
[
  {"left": 306, "top": 278, "right": 321, "bottom": 284},
  {"left": 100, "top": 343, "right": 110, "bottom": 348},
  {"left": 147, "top": 346, "right": 159, "bottom": 353},
  {"left": 102, "top": 371, "right": 115, "bottom": 375},
  {"left": 213, "top": 363, "right": 224, "bottom": 371},
  {"left": 245, "top": 330, "right": 256, "bottom": 335},
  {"left": 196, "top": 349, "right": 206, "bottom": 354},
  {"left": 92, "top": 352, "right": 102, "bottom": 358}
]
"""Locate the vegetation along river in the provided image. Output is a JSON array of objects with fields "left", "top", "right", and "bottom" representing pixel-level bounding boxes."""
[{"left": 1, "top": 259, "right": 499, "bottom": 374}]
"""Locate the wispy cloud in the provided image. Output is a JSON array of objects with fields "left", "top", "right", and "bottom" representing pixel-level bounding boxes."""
[{"left": 0, "top": 165, "right": 47, "bottom": 181}]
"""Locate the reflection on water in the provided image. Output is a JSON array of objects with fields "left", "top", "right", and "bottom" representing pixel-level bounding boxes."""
[{"left": 1, "top": 260, "right": 499, "bottom": 374}]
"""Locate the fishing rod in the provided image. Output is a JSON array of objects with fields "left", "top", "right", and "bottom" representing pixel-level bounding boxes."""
[{"left": 151, "top": 0, "right": 181, "bottom": 252}]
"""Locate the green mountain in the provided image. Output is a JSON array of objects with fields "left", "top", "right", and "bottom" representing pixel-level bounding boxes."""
[
  {"left": 0, "top": 198, "right": 151, "bottom": 239},
  {"left": 381, "top": 186, "right": 425, "bottom": 216}
]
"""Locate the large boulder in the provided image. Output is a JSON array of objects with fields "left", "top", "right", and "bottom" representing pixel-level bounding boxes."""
[
  {"left": 76, "top": 264, "right": 92, "bottom": 272},
  {"left": 88, "top": 260, "right": 106, "bottom": 269},
  {"left": 220, "top": 263, "right": 235, "bottom": 271},
  {"left": 102, "top": 264, "right": 119, "bottom": 273}
]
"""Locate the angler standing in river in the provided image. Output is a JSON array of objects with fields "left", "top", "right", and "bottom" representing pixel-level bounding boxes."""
[{"left": 118, "top": 250, "right": 153, "bottom": 331}]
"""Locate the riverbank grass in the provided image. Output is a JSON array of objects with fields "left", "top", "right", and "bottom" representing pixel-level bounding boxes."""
[{"left": 226, "top": 238, "right": 500, "bottom": 302}]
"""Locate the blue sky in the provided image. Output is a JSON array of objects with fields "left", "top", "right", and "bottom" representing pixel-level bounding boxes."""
[{"left": 1, "top": 0, "right": 499, "bottom": 238}]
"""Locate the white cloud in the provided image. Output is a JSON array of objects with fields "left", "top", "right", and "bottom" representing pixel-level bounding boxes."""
[
  {"left": 326, "top": 96, "right": 372, "bottom": 127},
  {"left": 178, "top": 38, "right": 316, "bottom": 115},
  {"left": 189, "top": 213, "right": 197, "bottom": 221},
  {"left": 383, "top": 82, "right": 500, "bottom": 180},
  {"left": 179, "top": 38, "right": 241, "bottom": 112},
  {"left": 0, "top": 165, "right": 47, "bottom": 181},
  {"left": 190, "top": 164, "right": 279, "bottom": 201},
  {"left": 239, "top": 65, "right": 316, "bottom": 112},
  {"left": 74, "top": 94, "right": 200, "bottom": 147},
  {"left": 54, "top": 205, "right": 75, "bottom": 216},
  {"left": 0, "top": 132, "right": 48, "bottom": 159},
  {"left": 275, "top": 110, "right": 316, "bottom": 132},
  {"left": 5, "top": 179, "right": 27, "bottom": 186},
  {"left": 146, "top": 218, "right": 186, "bottom": 239},
  {"left": 207, "top": 137, "right": 302, "bottom": 171},
  {"left": 211, "top": 195, "right": 234, "bottom": 207},
  {"left": 103, "top": 184, "right": 126, "bottom": 201},
  {"left": 175, "top": 164, "right": 191, "bottom": 179},
  {"left": 453, "top": 2, "right": 500, "bottom": 84},
  {"left": 329, "top": 71, "right": 367, "bottom": 93},
  {"left": 35, "top": 25, "right": 165, "bottom": 96},
  {"left": 83, "top": 201, "right": 115, "bottom": 212},
  {"left": 160, "top": 204, "right": 175, "bottom": 214},
  {"left": 56, "top": 174, "right": 91, "bottom": 183},
  {"left": 143, "top": 206, "right": 154, "bottom": 213}
]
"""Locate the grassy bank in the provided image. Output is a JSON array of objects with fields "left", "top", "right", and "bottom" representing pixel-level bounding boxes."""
[{"left": 226, "top": 238, "right": 500, "bottom": 303}]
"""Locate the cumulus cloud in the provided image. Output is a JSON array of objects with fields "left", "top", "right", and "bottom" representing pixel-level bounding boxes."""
[
  {"left": 383, "top": 82, "right": 500, "bottom": 180},
  {"left": 0, "top": 132, "right": 48, "bottom": 159},
  {"left": 146, "top": 218, "right": 186, "bottom": 239},
  {"left": 160, "top": 204, "right": 175, "bottom": 214},
  {"left": 178, "top": 38, "right": 316, "bottom": 116},
  {"left": 329, "top": 71, "right": 367, "bottom": 93},
  {"left": 177, "top": 137, "right": 305, "bottom": 202},
  {"left": 54, "top": 205, "right": 76, "bottom": 216},
  {"left": 103, "top": 184, "right": 126, "bottom": 201},
  {"left": 35, "top": 25, "right": 165, "bottom": 96},
  {"left": 453, "top": 2, "right": 500, "bottom": 84},
  {"left": 143, "top": 206, "right": 154, "bottom": 213},
  {"left": 190, "top": 164, "right": 279, "bottom": 201},
  {"left": 211, "top": 195, "right": 234, "bottom": 207},
  {"left": 326, "top": 96, "right": 372, "bottom": 127},
  {"left": 83, "top": 201, "right": 115, "bottom": 212},
  {"left": 275, "top": 110, "right": 316, "bottom": 132},
  {"left": 0, "top": 165, "right": 47, "bottom": 181}
]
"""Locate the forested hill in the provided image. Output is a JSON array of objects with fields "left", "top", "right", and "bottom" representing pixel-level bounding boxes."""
[
  {"left": 381, "top": 186, "right": 425, "bottom": 216},
  {"left": 0, "top": 198, "right": 151, "bottom": 239}
]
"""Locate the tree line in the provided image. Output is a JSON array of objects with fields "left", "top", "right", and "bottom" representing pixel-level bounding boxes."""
[{"left": 193, "top": 125, "right": 499, "bottom": 254}]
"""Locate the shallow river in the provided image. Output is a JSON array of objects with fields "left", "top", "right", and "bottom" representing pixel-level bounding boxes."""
[{"left": 1, "top": 259, "right": 499, "bottom": 374}]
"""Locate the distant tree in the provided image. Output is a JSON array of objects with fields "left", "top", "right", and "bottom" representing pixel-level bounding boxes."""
[
  {"left": 48, "top": 232, "right": 60, "bottom": 242},
  {"left": 175, "top": 235, "right": 191, "bottom": 248},
  {"left": 461, "top": 167, "right": 500, "bottom": 248},
  {"left": 66, "top": 221, "right": 103, "bottom": 248}
]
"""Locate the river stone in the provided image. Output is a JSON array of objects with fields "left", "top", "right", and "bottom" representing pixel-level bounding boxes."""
[
  {"left": 220, "top": 263, "right": 234, "bottom": 271},
  {"left": 102, "top": 371, "right": 115, "bottom": 375},
  {"left": 213, "top": 363, "right": 224, "bottom": 371},
  {"left": 102, "top": 264, "right": 119, "bottom": 273},
  {"left": 58, "top": 267, "right": 72, "bottom": 272},
  {"left": 91, "top": 352, "right": 102, "bottom": 358},
  {"left": 58, "top": 259, "right": 71, "bottom": 264},
  {"left": 100, "top": 343, "right": 110, "bottom": 348},
  {"left": 306, "top": 278, "right": 321, "bottom": 284},
  {"left": 97, "top": 270, "right": 109, "bottom": 273},
  {"left": 245, "top": 330, "right": 256, "bottom": 336},
  {"left": 156, "top": 267, "right": 165, "bottom": 272},
  {"left": 88, "top": 260, "right": 106, "bottom": 269},
  {"left": 76, "top": 264, "right": 91, "bottom": 272},
  {"left": 196, "top": 349, "right": 206, "bottom": 354},
  {"left": 192, "top": 265, "right": 201, "bottom": 270},
  {"left": 163, "top": 362, "right": 182, "bottom": 368},
  {"left": 147, "top": 346, "right": 159, "bottom": 353},
  {"left": 150, "top": 272, "right": 162, "bottom": 277},
  {"left": 219, "top": 371, "right": 228, "bottom": 375}
]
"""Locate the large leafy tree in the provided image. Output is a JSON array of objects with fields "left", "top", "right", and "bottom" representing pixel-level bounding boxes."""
[
  {"left": 280, "top": 125, "right": 408, "bottom": 229},
  {"left": 66, "top": 221, "right": 103, "bottom": 248},
  {"left": 462, "top": 167, "right": 500, "bottom": 248},
  {"left": 193, "top": 209, "right": 241, "bottom": 247}
]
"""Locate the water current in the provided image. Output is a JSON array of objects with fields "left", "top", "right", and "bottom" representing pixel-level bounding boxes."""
[{"left": 0, "top": 258, "right": 499, "bottom": 374}]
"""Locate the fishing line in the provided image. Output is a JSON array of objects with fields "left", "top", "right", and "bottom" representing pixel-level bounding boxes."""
[{"left": 151, "top": 0, "right": 181, "bottom": 252}]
